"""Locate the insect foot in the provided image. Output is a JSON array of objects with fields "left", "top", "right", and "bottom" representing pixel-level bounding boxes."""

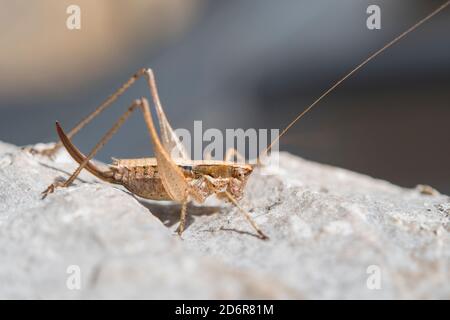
[
  {"left": 175, "top": 227, "right": 185, "bottom": 240},
  {"left": 41, "top": 181, "right": 67, "bottom": 199},
  {"left": 257, "top": 230, "right": 270, "bottom": 241}
]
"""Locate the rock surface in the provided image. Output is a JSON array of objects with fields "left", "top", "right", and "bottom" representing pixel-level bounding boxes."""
[{"left": 0, "top": 140, "right": 448, "bottom": 299}]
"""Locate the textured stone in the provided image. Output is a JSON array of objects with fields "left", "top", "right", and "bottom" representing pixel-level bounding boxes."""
[{"left": 0, "top": 141, "right": 448, "bottom": 299}]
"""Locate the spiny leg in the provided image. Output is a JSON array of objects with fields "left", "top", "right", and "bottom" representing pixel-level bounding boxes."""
[
  {"left": 31, "top": 68, "right": 148, "bottom": 157},
  {"left": 224, "top": 190, "right": 269, "bottom": 240},
  {"left": 201, "top": 173, "right": 268, "bottom": 239},
  {"left": 139, "top": 97, "right": 203, "bottom": 236},
  {"left": 176, "top": 198, "right": 189, "bottom": 237},
  {"left": 42, "top": 100, "right": 142, "bottom": 198}
]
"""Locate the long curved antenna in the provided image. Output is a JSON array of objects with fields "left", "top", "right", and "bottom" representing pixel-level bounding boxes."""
[{"left": 258, "top": 1, "right": 449, "bottom": 162}]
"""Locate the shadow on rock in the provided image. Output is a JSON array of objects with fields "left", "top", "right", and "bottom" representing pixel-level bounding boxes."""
[{"left": 137, "top": 199, "right": 222, "bottom": 230}]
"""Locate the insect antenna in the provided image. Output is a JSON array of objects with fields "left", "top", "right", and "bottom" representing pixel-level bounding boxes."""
[{"left": 257, "top": 1, "right": 449, "bottom": 164}]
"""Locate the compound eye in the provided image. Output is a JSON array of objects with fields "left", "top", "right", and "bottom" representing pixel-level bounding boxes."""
[{"left": 232, "top": 167, "right": 246, "bottom": 179}]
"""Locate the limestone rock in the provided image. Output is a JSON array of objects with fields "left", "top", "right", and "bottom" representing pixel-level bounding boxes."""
[{"left": 0, "top": 141, "right": 448, "bottom": 299}]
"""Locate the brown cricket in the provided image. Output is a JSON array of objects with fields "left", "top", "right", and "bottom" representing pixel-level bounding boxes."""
[
  {"left": 40, "top": 69, "right": 265, "bottom": 238},
  {"left": 35, "top": 2, "right": 449, "bottom": 239}
]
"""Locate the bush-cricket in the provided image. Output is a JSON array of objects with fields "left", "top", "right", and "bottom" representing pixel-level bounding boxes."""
[{"left": 34, "top": 1, "right": 449, "bottom": 240}]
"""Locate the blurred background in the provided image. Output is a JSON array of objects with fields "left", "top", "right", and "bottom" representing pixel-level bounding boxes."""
[{"left": 0, "top": 0, "right": 449, "bottom": 193}]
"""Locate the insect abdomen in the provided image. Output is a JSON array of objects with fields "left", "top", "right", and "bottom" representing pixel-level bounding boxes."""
[{"left": 111, "top": 165, "right": 172, "bottom": 200}]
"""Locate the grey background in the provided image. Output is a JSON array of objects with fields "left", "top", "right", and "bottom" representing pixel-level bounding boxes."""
[{"left": 1, "top": 0, "right": 449, "bottom": 192}]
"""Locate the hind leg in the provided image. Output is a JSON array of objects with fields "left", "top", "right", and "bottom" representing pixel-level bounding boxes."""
[
  {"left": 29, "top": 69, "right": 148, "bottom": 158},
  {"left": 42, "top": 99, "right": 142, "bottom": 198},
  {"left": 175, "top": 199, "right": 189, "bottom": 237},
  {"left": 225, "top": 148, "right": 245, "bottom": 162}
]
